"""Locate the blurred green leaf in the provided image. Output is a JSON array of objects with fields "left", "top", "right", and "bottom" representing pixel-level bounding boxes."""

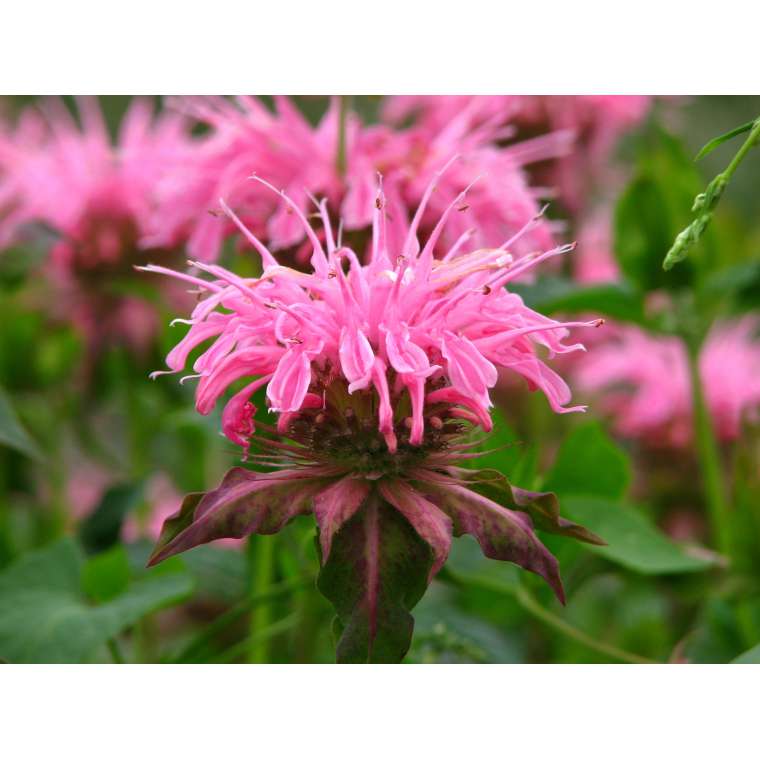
[
  {"left": 409, "top": 584, "right": 522, "bottom": 663},
  {"left": 512, "top": 279, "right": 646, "bottom": 325},
  {"left": 79, "top": 482, "right": 144, "bottom": 554},
  {"left": 703, "top": 260, "right": 760, "bottom": 309},
  {"left": 685, "top": 598, "right": 749, "bottom": 663},
  {"left": 543, "top": 421, "right": 631, "bottom": 501},
  {"left": 614, "top": 127, "right": 700, "bottom": 291},
  {"left": 562, "top": 497, "right": 716, "bottom": 575},
  {"left": 732, "top": 642, "right": 760, "bottom": 663},
  {"left": 82, "top": 545, "right": 131, "bottom": 602},
  {"left": 0, "top": 385, "right": 41, "bottom": 459},
  {"left": 0, "top": 538, "right": 193, "bottom": 663}
]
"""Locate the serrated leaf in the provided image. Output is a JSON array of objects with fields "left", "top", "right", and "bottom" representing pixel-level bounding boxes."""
[
  {"left": 457, "top": 468, "right": 604, "bottom": 546},
  {"left": 0, "top": 385, "right": 41, "bottom": 459},
  {"left": 317, "top": 490, "right": 433, "bottom": 663},
  {"left": 0, "top": 538, "right": 194, "bottom": 663},
  {"left": 543, "top": 421, "right": 631, "bottom": 501},
  {"left": 562, "top": 497, "right": 715, "bottom": 575},
  {"left": 149, "top": 467, "right": 327, "bottom": 566}
]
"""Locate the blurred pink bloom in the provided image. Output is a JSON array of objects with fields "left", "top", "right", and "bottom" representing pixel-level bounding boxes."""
[
  {"left": 0, "top": 97, "right": 194, "bottom": 350},
  {"left": 574, "top": 212, "right": 620, "bottom": 284},
  {"left": 146, "top": 96, "right": 563, "bottom": 263},
  {"left": 143, "top": 169, "right": 597, "bottom": 456},
  {"left": 384, "top": 95, "right": 653, "bottom": 212},
  {"left": 575, "top": 318, "right": 760, "bottom": 446},
  {"left": 65, "top": 460, "right": 114, "bottom": 522}
]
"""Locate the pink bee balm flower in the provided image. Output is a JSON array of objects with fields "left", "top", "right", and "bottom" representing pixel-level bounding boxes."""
[
  {"left": 146, "top": 96, "right": 563, "bottom": 264},
  {"left": 0, "top": 97, "right": 194, "bottom": 351},
  {"left": 575, "top": 319, "right": 760, "bottom": 446},
  {"left": 385, "top": 95, "right": 652, "bottom": 214},
  {"left": 142, "top": 170, "right": 602, "bottom": 663}
]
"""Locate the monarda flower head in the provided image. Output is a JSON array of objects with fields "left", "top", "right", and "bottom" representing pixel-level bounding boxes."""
[
  {"left": 146, "top": 96, "right": 565, "bottom": 264},
  {"left": 0, "top": 97, "right": 193, "bottom": 353},
  {"left": 142, "top": 168, "right": 602, "bottom": 662}
]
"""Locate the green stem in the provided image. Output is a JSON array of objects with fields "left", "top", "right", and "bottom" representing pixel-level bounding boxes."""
[
  {"left": 513, "top": 583, "right": 654, "bottom": 665},
  {"left": 211, "top": 613, "right": 299, "bottom": 665},
  {"left": 336, "top": 96, "right": 351, "bottom": 178},
  {"left": 686, "top": 340, "right": 733, "bottom": 559},
  {"left": 107, "top": 637, "right": 126, "bottom": 664},
  {"left": 172, "top": 576, "right": 310, "bottom": 663},
  {"left": 247, "top": 534, "right": 276, "bottom": 663},
  {"left": 719, "top": 117, "right": 760, "bottom": 184},
  {"left": 441, "top": 570, "right": 655, "bottom": 664}
]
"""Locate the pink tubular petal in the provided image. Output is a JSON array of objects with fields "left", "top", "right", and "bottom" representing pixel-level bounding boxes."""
[
  {"left": 221, "top": 375, "right": 272, "bottom": 450},
  {"left": 267, "top": 344, "right": 314, "bottom": 412},
  {"left": 441, "top": 331, "right": 497, "bottom": 410},
  {"left": 339, "top": 326, "right": 375, "bottom": 393},
  {"left": 372, "top": 358, "right": 397, "bottom": 453}
]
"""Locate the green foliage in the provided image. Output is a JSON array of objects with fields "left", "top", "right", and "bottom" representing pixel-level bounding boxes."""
[
  {"left": 543, "top": 421, "right": 631, "bottom": 501},
  {"left": 0, "top": 538, "right": 193, "bottom": 663},
  {"left": 664, "top": 116, "right": 760, "bottom": 271},
  {"left": 561, "top": 497, "right": 715, "bottom": 575},
  {"left": 614, "top": 127, "right": 701, "bottom": 290},
  {"left": 511, "top": 279, "right": 646, "bottom": 325},
  {"left": 79, "top": 482, "right": 145, "bottom": 554},
  {"left": 732, "top": 642, "right": 760, "bottom": 664},
  {"left": 0, "top": 385, "right": 40, "bottom": 459}
]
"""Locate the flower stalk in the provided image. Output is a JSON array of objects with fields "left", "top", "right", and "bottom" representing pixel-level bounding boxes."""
[{"left": 686, "top": 338, "right": 734, "bottom": 559}]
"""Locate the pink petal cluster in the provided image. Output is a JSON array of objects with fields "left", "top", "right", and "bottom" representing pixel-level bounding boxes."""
[
  {"left": 576, "top": 318, "right": 760, "bottom": 446},
  {"left": 146, "top": 96, "right": 565, "bottom": 264},
  {"left": 0, "top": 97, "right": 195, "bottom": 350},
  {"left": 384, "top": 95, "right": 653, "bottom": 212},
  {"left": 144, "top": 170, "right": 596, "bottom": 455},
  {"left": 0, "top": 97, "right": 191, "bottom": 260}
]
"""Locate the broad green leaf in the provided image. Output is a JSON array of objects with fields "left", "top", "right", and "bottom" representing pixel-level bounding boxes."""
[
  {"left": 562, "top": 497, "right": 715, "bottom": 575},
  {"left": 512, "top": 279, "right": 646, "bottom": 325},
  {"left": 614, "top": 128, "right": 700, "bottom": 291},
  {"left": 82, "top": 545, "right": 131, "bottom": 602},
  {"left": 78, "top": 482, "right": 144, "bottom": 554},
  {"left": 685, "top": 598, "right": 749, "bottom": 663},
  {"left": 0, "top": 386, "right": 40, "bottom": 459},
  {"left": 732, "top": 643, "right": 760, "bottom": 664},
  {"left": 543, "top": 421, "right": 631, "bottom": 501},
  {"left": 317, "top": 492, "right": 433, "bottom": 663},
  {"left": 0, "top": 538, "right": 194, "bottom": 663}
]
